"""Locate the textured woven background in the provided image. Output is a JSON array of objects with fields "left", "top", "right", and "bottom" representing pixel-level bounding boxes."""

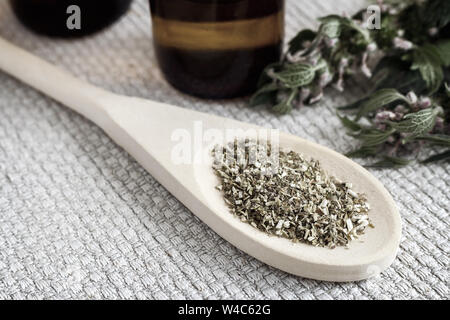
[{"left": 0, "top": 0, "right": 448, "bottom": 299}]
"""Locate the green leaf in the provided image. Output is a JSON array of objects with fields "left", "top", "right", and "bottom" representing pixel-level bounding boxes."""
[
  {"left": 356, "top": 89, "right": 408, "bottom": 119},
  {"left": 272, "top": 89, "right": 298, "bottom": 114},
  {"left": 436, "top": 40, "right": 450, "bottom": 67},
  {"left": 372, "top": 56, "right": 428, "bottom": 95},
  {"left": 421, "top": 149, "right": 450, "bottom": 163},
  {"left": 273, "top": 63, "right": 317, "bottom": 88},
  {"left": 411, "top": 44, "right": 444, "bottom": 94},
  {"left": 250, "top": 83, "right": 278, "bottom": 107},
  {"left": 416, "top": 134, "right": 450, "bottom": 146},
  {"left": 341, "top": 17, "right": 371, "bottom": 43},
  {"left": 358, "top": 128, "right": 396, "bottom": 147},
  {"left": 320, "top": 14, "right": 371, "bottom": 44},
  {"left": 318, "top": 15, "right": 342, "bottom": 39},
  {"left": 389, "top": 108, "right": 439, "bottom": 139},
  {"left": 366, "top": 156, "right": 411, "bottom": 168},
  {"left": 373, "top": 13, "right": 398, "bottom": 49},
  {"left": 338, "top": 113, "right": 361, "bottom": 131},
  {"left": 288, "top": 29, "right": 317, "bottom": 54},
  {"left": 345, "top": 146, "right": 378, "bottom": 158},
  {"left": 256, "top": 62, "right": 282, "bottom": 88}
]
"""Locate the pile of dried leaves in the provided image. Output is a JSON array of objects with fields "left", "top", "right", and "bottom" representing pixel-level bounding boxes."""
[{"left": 212, "top": 140, "right": 372, "bottom": 248}]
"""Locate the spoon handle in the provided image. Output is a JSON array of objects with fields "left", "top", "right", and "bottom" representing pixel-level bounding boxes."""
[{"left": 0, "top": 37, "right": 112, "bottom": 125}]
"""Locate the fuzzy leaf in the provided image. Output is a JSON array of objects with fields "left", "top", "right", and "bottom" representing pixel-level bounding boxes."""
[
  {"left": 318, "top": 15, "right": 342, "bottom": 39},
  {"left": 338, "top": 113, "right": 362, "bottom": 131},
  {"left": 356, "top": 89, "right": 408, "bottom": 119},
  {"left": 389, "top": 108, "right": 439, "bottom": 138},
  {"left": 346, "top": 146, "right": 378, "bottom": 158},
  {"left": 411, "top": 44, "right": 444, "bottom": 94},
  {"left": 250, "top": 83, "right": 278, "bottom": 107},
  {"left": 341, "top": 17, "right": 371, "bottom": 43},
  {"left": 416, "top": 134, "right": 450, "bottom": 146},
  {"left": 358, "top": 128, "right": 396, "bottom": 147},
  {"left": 288, "top": 29, "right": 317, "bottom": 54},
  {"left": 319, "top": 15, "right": 371, "bottom": 41},
  {"left": 256, "top": 62, "right": 282, "bottom": 88},
  {"left": 366, "top": 156, "right": 411, "bottom": 168},
  {"left": 373, "top": 56, "right": 429, "bottom": 95},
  {"left": 272, "top": 89, "right": 298, "bottom": 114},
  {"left": 273, "top": 63, "right": 316, "bottom": 88}
]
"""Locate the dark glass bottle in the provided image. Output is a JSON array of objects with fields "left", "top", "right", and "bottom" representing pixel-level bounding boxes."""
[
  {"left": 10, "top": 0, "right": 133, "bottom": 37},
  {"left": 149, "top": 0, "right": 285, "bottom": 99}
]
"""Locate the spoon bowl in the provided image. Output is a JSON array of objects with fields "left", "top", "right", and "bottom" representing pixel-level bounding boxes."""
[
  {"left": 194, "top": 131, "right": 400, "bottom": 281},
  {"left": 0, "top": 37, "right": 401, "bottom": 281}
]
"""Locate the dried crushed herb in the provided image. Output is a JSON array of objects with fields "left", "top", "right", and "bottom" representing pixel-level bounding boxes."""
[{"left": 212, "top": 139, "right": 372, "bottom": 249}]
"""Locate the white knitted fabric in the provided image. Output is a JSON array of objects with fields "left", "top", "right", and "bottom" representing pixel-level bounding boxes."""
[{"left": 0, "top": 0, "right": 448, "bottom": 299}]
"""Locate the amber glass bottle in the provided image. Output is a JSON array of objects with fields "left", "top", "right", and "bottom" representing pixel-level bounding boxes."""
[
  {"left": 149, "top": 0, "right": 285, "bottom": 99},
  {"left": 10, "top": 0, "right": 133, "bottom": 37}
]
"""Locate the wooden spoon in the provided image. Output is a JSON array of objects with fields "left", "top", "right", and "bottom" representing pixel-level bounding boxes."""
[{"left": 0, "top": 37, "right": 401, "bottom": 282}]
